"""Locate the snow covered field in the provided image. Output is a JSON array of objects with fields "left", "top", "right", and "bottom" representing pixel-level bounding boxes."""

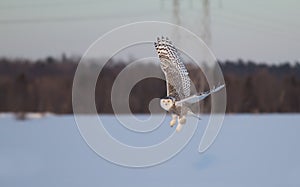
[{"left": 0, "top": 114, "right": 299, "bottom": 187}]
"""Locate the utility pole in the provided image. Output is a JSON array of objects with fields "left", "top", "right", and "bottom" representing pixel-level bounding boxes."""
[
  {"left": 172, "top": 0, "right": 181, "bottom": 43},
  {"left": 161, "top": 0, "right": 215, "bottom": 111},
  {"left": 200, "top": 0, "right": 214, "bottom": 112},
  {"left": 201, "top": 0, "right": 212, "bottom": 49}
]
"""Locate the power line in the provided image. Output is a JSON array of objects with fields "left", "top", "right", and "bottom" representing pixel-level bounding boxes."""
[
  {"left": 0, "top": 16, "right": 104, "bottom": 24},
  {"left": 0, "top": 10, "right": 161, "bottom": 25},
  {"left": 0, "top": 0, "right": 99, "bottom": 10},
  {"left": 213, "top": 11, "right": 299, "bottom": 37},
  {"left": 222, "top": 7, "right": 300, "bottom": 30},
  {"left": 212, "top": 16, "right": 300, "bottom": 47}
]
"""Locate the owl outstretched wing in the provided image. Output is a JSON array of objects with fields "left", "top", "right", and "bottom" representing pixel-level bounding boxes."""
[
  {"left": 154, "top": 37, "right": 190, "bottom": 101},
  {"left": 175, "top": 84, "right": 225, "bottom": 106}
]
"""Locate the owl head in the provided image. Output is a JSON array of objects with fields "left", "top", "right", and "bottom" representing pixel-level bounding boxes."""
[{"left": 160, "top": 96, "right": 175, "bottom": 111}]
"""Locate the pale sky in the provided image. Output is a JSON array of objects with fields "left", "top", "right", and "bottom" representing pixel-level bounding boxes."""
[{"left": 0, "top": 0, "right": 300, "bottom": 64}]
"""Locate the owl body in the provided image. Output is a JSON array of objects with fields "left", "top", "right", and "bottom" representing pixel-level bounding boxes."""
[
  {"left": 154, "top": 36, "right": 224, "bottom": 132},
  {"left": 155, "top": 36, "right": 191, "bottom": 131},
  {"left": 160, "top": 98, "right": 189, "bottom": 116}
]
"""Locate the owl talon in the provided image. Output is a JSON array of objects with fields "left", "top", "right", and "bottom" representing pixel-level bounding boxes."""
[
  {"left": 170, "top": 119, "right": 176, "bottom": 127},
  {"left": 176, "top": 124, "right": 183, "bottom": 132},
  {"left": 179, "top": 116, "right": 186, "bottom": 124}
]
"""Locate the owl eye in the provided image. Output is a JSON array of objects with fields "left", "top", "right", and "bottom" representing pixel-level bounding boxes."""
[{"left": 167, "top": 100, "right": 170, "bottom": 103}]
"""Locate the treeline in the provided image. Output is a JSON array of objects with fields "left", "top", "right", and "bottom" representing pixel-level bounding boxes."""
[{"left": 0, "top": 57, "right": 299, "bottom": 114}]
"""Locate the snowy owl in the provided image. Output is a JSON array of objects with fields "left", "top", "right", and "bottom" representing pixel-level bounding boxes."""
[{"left": 154, "top": 36, "right": 224, "bottom": 132}]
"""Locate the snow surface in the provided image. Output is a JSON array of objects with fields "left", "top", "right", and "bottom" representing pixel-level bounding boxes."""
[{"left": 0, "top": 114, "right": 300, "bottom": 187}]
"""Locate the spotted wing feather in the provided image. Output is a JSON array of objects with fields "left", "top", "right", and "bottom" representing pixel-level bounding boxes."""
[{"left": 154, "top": 37, "right": 190, "bottom": 101}]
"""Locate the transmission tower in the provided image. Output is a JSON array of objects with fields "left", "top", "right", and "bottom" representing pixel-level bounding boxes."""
[
  {"left": 172, "top": 0, "right": 181, "bottom": 43},
  {"left": 199, "top": 0, "right": 214, "bottom": 112},
  {"left": 161, "top": 0, "right": 216, "bottom": 112},
  {"left": 200, "top": 0, "right": 212, "bottom": 49}
]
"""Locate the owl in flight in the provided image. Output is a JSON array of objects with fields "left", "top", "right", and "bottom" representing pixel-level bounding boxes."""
[{"left": 154, "top": 36, "right": 224, "bottom": 132}]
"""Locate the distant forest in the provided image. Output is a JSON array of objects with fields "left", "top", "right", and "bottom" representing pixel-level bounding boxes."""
[{"left": 0, "top": 56, "right": 299, "bottom": 114}]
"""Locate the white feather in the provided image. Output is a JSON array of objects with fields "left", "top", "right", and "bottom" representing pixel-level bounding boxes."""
[{"left": 175, "top": 84, "right": 225, "bottom": 105}]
